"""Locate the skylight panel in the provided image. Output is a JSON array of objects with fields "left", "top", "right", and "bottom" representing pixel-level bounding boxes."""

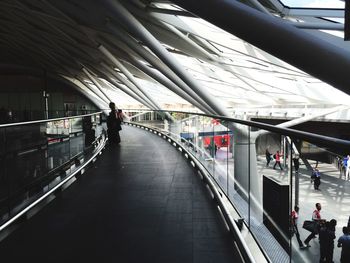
[{"left": 282, "top": 0, "right": 344, "bottom": 8}]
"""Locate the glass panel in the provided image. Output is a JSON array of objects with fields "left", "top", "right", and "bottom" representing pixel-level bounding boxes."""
[
  {"left": 213, "top": 119, "right": 229, "bottom": 193},
  {"left": 83, "top": 115, "right": 96, "bottom": 148},
  {"left": 180, "top": 113, "right": 197, "bottom": 156},
  {"left": 281, "top": 0, "right": 344, "bottom": 8},
  {"left": 47, "top": 119, "right": 70, "bottom": 170},
  {"left": 0, "top": 127, "right": 9, "bottom": 220},
  {"left": 290, "top": 139, "right": 302, "bottom": 262},
  {"left": 200, "top": 116, "right": 214, "bottom": 175},
  {"left": 70, "top": 117, "right": 83, "bottom": 134},
  {"left": 227, "top": 122, "right": 234, "bottom": 199},
  {"left": 227, "top": 121, "right": 249, "bottom": 225},
  {"left": 69, "top": 117, "right": 84, "bottom": 159},
  {"left": 0, "top": 113, "right": 104, "bottom": 225},
  {"left": 252, "top": 128, "right": 291, "bottom": 262},
  {"left": 4, "top": 123, "right": 47, "bottom": 216}
]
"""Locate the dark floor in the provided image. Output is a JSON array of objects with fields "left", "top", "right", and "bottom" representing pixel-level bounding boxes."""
[{"left": 0, "top": 125, "right": 239, "bottom": 263}]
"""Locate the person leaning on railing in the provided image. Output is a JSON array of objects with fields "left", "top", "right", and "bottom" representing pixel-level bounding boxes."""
[{"left": 107, "top": 102, "right": 121, "bottom": 145}]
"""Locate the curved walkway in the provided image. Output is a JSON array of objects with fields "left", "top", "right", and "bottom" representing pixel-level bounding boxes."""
[{"left": 0, "top": 125, "right": 239, "bottom": 263}]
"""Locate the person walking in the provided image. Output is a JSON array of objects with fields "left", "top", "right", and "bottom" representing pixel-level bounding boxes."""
[
  {"left": 292, "top": 153, "right": 300, "bottom": 173},
  {"left": 107, "top": 102, "right": 121, "bottom": 145},
  {"left": 304, "top": 203, "right": 324, "bottom": 247},
  {"left": 319, "top": 219, "right": 337, "bottom": 262},
  {"left": 312, "top": 168, "right": 321, "bottom": 190},
  {"left": 342, "top": 155, "right": 349, "bottom": 180},
  {"left": 291, "top": 205, "right": 306, "bottom": 249},
  {"left": 338, "top": 226, "right": 350, "bottom": 263},
  {"left": 273, "top": 150, "right": 283, "bottom": 170},
  {"left": 345, "top": 155, "right": 350, "bottom": 180},
  {"left": 265, "top": 148, "right": 272, "bottom": 167}
]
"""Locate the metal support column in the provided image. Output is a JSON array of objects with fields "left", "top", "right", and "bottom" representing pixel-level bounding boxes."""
[
  {"left": 103, "top": 0, "right": 229, "bottom": 116},
  {"left": 99, "top": 31, "right": 216, "bottom": 114},
  {"left": 101, "top": 63, "right": 156, "bottom": 109},
  {"left": 98, "top": 45, "right": 161, "bottom": 110},
  {"left": 126, "top": 55, "right": 212, "bottom": 113},
  {"left": 172, "top": 0, "right": 350, "bottom": 96},
  {"left": 82, "top": 67, "right": 112, "bottom": 103}
]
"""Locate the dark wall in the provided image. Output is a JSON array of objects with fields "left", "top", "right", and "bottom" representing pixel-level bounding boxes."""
[{"left": 0, "top": 73, "right": 98, "bottom": 122}]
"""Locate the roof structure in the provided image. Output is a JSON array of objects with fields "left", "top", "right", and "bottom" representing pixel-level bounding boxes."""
[{"left": 0, "top": 0, "right": 349, "bottom": 119}]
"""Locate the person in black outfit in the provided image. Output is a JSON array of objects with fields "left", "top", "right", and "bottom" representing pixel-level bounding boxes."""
[
  {"left": 319, "top": 219, "right": 336, "bottom": 263},
  {"left": 338, "top": 226, "right": 350, "bottom": 263},
  {"left": 107, "top": 102, "right": 121, "bottom": 145},
  {"left": 265, "top": 148, "right": 272, "bottom": 167},
  {"left": 292, "top": 153, "right": 300, "bottom": 173},
  {"left": 313, "top": 168, "right": 321, "bottom": 190}
]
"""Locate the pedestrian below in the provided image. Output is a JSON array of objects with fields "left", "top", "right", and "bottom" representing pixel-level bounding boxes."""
[
  {"left": 304, "top": 203, "right": 324, "bottom": 247},
  {"left": 319, "top": 221, "right": 331, "bottom": 262},
  {"left": 107, "top": 102, "right": 121, "bottom": 145},
  {"left": 265, "top": 148, "right": 272, "bottom": 167},
  {"left": 312, "top": 168, "right": 321, "bottom": 190},
  {"left": 273, "top": 150, "right": 283, "bottom": 170},
  {"left": 319, "top": 219, "right": 337, "bottom": 262},
  {"left": 293, "top": 153, "right": 300, "bottom": 173},
  {"left": 291, "top": 205, "right": 306, "bottom": 249},
  {"left": 346, "top": 155, "right": 350, "bottom": 180},
  {"left": 338, "top": 226, "right": 350, "bottom": 263},
  {"left": 343, "top": 155, "right": 348, "bottom": 179}
]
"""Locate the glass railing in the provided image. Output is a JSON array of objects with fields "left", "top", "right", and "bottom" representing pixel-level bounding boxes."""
[
  {"left": 127, "top": 110, "right": 350, "bottom": 263},
  {"left": 0, "top": 112, "right": 106, "bottom": 227}
]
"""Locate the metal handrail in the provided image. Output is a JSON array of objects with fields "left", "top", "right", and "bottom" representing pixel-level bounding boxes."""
[
  {"left": 0, "top": 111, "right": 103, "bottom": 128},
  {"left": 127, "top": 109, "right": 350, "bottom": 150}
]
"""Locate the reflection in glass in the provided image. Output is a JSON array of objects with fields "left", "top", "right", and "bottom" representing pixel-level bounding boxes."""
[
  {"left": 0, "top": 113, "right": 104, "bottom": 225},
  {"left": 213, "top": 120, "right": 229, "bottom": 192}
]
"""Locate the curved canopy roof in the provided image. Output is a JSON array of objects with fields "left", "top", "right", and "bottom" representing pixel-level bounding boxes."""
[{"left": 0, "top": 0, "right": 349, "bottom": 119}]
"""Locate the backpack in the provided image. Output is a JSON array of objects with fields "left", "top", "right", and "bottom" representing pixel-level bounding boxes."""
[{"left": 273, "top": 154, "right": 276, "bottom": 159}]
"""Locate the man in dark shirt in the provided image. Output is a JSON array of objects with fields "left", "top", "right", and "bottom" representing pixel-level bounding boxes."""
[
  {"left": 319, "top": 219, "right": 336, "bottom": 263},
  {"left": 338, "top": 226, "right": 350, "bottom": 263}
]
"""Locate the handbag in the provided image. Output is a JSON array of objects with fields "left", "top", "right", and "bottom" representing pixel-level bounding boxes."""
[{"left": 302, "top": 220, "right": 316, "bottom": 233}]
